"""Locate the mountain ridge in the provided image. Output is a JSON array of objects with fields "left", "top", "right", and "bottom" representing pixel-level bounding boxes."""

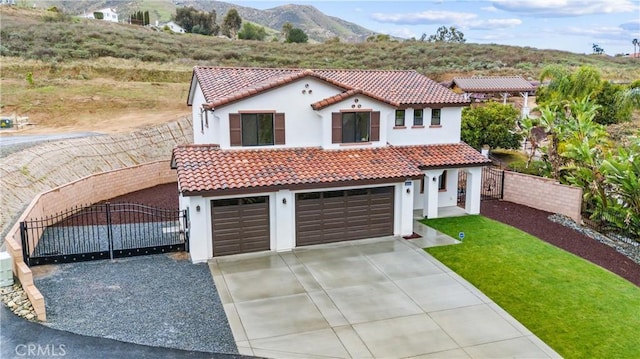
[{"left": 37, "top": 0, "right": 377, "bottom": 42}]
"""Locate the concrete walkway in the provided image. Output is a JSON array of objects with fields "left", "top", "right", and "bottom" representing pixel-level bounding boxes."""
[{"left": 209, "top": 222, "right": 561, "bottom": 358}]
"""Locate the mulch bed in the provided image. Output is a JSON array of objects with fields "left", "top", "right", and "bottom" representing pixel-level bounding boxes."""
[
  {"left": 481, "top": 200, "right": 640, "bottom": 287},
  {"left": 109, "top": 185, "right": 640, "bottom": 286}
]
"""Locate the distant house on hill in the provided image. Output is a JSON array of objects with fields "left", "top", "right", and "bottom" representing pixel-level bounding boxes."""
[
  {"left": 155, "top": 20, "right": 185, "bottom": 33},
  {"left": 83, "top": 8, "right": 119, "bottom": 23}
]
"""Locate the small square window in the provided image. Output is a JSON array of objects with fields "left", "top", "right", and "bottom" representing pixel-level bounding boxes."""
[
  {"left": 431, "top": 109, "right": 441, "bottom": 126},
  {"left": 395, "top": 110, "right": 405, "bottom": 126},
  {"left": 414, "top": 109, "right": 423, "bottom": 126}
]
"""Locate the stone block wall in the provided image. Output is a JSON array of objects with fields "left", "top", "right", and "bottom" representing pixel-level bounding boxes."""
[{"left": 502, "top": 171, "right": 583, "bottom": 222}]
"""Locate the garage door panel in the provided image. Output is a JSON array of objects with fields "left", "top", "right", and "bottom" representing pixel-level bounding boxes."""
[
  {"left": 212, "top": 196, "right": 270, "bottom": 256},
  {"left": 296, "top": 187, "right": 393, "bottom": 246}
]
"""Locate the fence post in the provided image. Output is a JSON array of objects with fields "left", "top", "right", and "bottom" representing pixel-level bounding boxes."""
[
  {"left": 500, "top": 169, "right": 505, "bottom": 200},
  {"left": 183, "top": 208, "right": 190, "bottom": 252},
  {"left": 20, "top": 222, "right": 30, "bottom": 266},
  {"left": 106, "top": 202, "right": 114, "bottom": 260}
]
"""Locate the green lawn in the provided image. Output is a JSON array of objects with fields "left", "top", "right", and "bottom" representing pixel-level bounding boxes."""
[{"left": 423, "top": 215, "right": 640, "bottom": 359}]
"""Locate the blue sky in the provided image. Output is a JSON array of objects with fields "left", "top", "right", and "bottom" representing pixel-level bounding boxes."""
[{"left": 229, "top": 0, "right": 640, "bottom": 55}]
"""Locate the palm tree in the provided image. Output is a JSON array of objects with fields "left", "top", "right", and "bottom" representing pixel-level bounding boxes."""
[{"left": 633, "top": 38, "right": 638, "bottom": 57}]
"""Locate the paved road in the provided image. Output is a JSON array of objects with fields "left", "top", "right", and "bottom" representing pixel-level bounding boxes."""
[
  {"left": 0, "top": 305, "right": 248, "bottom": 359},
  {"left": 0, "top": 132, "right": 102, "bottom": 147}
]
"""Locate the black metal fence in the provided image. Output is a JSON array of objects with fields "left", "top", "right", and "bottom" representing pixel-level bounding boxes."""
[
  {"left": 457, "top": 166, "right": 504, "bottom": 206},
  {"left": 21, "top": 202, "right": 189, "bottom": 266},
  {"left": 582, "top": 213, "right": 639, "bottom": 243}
]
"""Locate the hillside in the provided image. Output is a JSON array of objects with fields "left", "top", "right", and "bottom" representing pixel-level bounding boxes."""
[
  {"left": 34, "top": 0, "right": 376, "bottom": 43},
  {"left": 1, "top": 6, "right": 638, "bottom": 134}
]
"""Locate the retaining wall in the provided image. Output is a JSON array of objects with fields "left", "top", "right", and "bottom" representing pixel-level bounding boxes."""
[
  {"left": 502, "top": 170, "right": 583, "bottom": 222},
  {"left": 1, "top": 117, "right": 193, "bottom": 321}
]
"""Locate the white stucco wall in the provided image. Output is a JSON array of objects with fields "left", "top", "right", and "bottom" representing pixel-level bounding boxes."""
[
  {"left": 190, "top": 76, "right": 464, "bottom": 149},
  {"left": 183, "top": 181, "right": 413, "bottom": 262},
  {"left": 412, "top": 169, "right": 458, "bottom": 210},
  {"left": 199, "top": 78, "right": 342, "bottom": 148},
  {"left": 387, "top": 107, "right": 462, "bottom": 146}
]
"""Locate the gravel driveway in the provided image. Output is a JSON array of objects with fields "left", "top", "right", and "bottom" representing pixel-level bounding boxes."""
[{"left": 32, "top": 253, "right": 237, "bottom": 354}]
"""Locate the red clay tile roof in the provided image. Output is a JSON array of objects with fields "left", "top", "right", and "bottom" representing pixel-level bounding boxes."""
[
  {"left": 452, "top": 76, "right": 535, "bottom": 92},
  {"left": 190, "top": 67, "right": 467, "bottom": 110},
  {"left": 311, "top": 89, "right": 364, "bottom": 110},
  {"left": 393, "top": 143, "right": 491, "bottom": 169},
  {"left": 172, "top": 143, "right": 489, "bottom": 195}
]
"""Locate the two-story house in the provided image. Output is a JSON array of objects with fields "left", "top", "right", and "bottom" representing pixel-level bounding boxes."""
[{"left": 172, "top": 67, "right": 490, "bottom": 262}]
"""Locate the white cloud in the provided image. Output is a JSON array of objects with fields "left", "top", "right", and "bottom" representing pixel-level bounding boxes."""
[
  {"left": 491, "top": 0, "right": 639, "bottom": 17},
  {"left": 370, "top": 10, "right": 476, "bottom": 25},
  {"left": 481, "top": 6, "right": 499, "bottom": 12},
  {"left": 467, "top": 18, "right": 523, "bottom": 30}
]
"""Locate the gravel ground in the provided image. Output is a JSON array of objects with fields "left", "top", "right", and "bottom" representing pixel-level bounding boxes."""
[
  {"left": 481, "top": 200, "right": 640, "bottom": 287},
  {"left": 32, "top": 253, "right": 238, "bottom": 354}
]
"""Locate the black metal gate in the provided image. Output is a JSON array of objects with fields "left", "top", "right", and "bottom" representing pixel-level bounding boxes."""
[
  {"left": 481, "top": 166, "right": 504, "bottom": 200},
  {"left": 457, "top": 167, "right": 504, "bottom": 206},
  {"left": 20, "top": 202, "right": 189, "bottom": 266}
]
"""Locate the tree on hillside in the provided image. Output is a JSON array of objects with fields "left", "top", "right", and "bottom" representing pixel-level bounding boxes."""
[
  {"left": 286, "top": 28, "right": 308, "bottom": 43},
  {"left": 592, "top": 43, "right": 604, "bottom": 54},
  {"left": 426, "top": 26, "right": 465, "bottom": 43},
  {"left": 461, "top": 102, "right": 522, "bottom": 151},
  {"left": 281, "top": 22, "right": 293, "bottom": 40},
  {"left": 130, "top": 10, "right": 150, "bottom": 26},
  {"left": 366, "top": 34, "right": 392, "bottom": 42},
  {"left": 221, "top": 9, "right": 242, "bottom": 38},
  {"left": 174, "top": 6, "right": 218, "bottom": 35},
  {"left": 238, "top": 22, "right": 266, "bottom": 41},
  {"left": 633, "top": 38, "right": 638, "bottom": 56}
]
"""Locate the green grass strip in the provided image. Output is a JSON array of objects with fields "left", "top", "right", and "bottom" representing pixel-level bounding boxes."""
[{"left": 423, "top": 215, "right": 640, "bottom": 359}]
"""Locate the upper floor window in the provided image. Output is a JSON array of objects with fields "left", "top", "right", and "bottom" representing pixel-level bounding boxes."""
[
  {"left": 395, "top": 110, "right": 405, "bottom": 126},
  {"left": 229, "top": 112, "right": 285, "bottom": 147},
  {"left": 431, "top": 109, "right": 441, "bottom": 126},
  {"left": 342, "top": 112, "right": 370, "bottom": 142},
  {"left": 242, "top": 113, "right": 274, "bottom": 146},
  {"left": 332, "top": 111, "right": 380, "bottom": 144},
  {"left": 413, "top": 109, "right": 424, "bottom": 126}
]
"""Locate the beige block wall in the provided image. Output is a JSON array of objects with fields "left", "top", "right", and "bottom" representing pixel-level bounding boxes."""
[{"left": 502, "top": 171, "right": 583, "bottom": 222}]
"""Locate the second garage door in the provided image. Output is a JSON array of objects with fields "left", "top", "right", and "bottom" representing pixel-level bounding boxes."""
[
  {"left": 296, "top": 187, "right": 394, "bottom": 246},
  {"left": 211, "top": 196, "right": 270, "bottom": 256}
]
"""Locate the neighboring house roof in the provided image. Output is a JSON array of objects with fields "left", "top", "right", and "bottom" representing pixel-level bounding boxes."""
[
  {"left": 189, "top": 67, "right": 468, "bottom": 110},
  {"left": 172, "top": 143, "right": 490, "bottom": 195},
  {"left": 452, "top": 76, "right": 535, "bottom": 92}
]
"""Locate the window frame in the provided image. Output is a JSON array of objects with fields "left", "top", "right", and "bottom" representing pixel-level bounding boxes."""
[
  {"left": 241, "top": 112, "right": 275, "bottom": 147},
  {"left": 413, "top": 109, "right": 424, "bottom": 126},
  {"left": 438, "top": 171, "right": 447, "bottom": 191},
  {"left": 342, "top": 111, "right": 371, "bottom": 143},
  {"left": 430, "top": 108, "right": 442, "bottom": 126},
  {"left": 395, "top": 109, "right": 405, "bottom": 127}
]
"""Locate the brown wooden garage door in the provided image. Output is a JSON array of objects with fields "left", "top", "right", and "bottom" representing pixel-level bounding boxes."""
[
  {"left": 296, "top": 187, "right": 394, "bottom": 246},
  {"left": 211, "top": 196, "right": 270, "bottom": 256}
]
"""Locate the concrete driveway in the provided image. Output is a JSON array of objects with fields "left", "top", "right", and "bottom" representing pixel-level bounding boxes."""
[{"left": 209, "top": 223, "right": 560, "bottom": 358}]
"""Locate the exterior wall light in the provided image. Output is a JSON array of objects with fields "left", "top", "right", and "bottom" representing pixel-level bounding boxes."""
[
  {"left": 282, "top": 198, "right": 287, "bottom": 204},
  {"left": 196, "top": 205, "right": 201, "bottom": 212}
]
